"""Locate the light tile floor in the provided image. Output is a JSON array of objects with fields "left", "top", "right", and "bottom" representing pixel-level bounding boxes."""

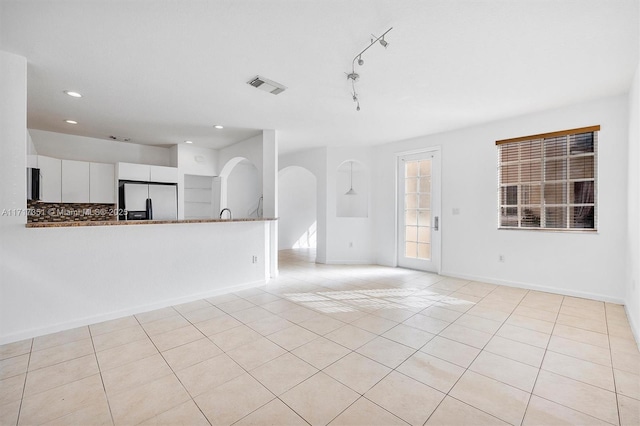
[{"left": 1, "top": 248, "right": 639, "bottom": 425}]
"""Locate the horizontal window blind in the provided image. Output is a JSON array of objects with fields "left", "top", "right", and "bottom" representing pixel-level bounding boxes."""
[{"left": 496, "top": 126, "right": 598, "bottom": 231}]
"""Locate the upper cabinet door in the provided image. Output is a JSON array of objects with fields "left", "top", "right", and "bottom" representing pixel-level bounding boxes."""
[
  {"left": 37, "top": 155, "right": 61, "bottom": 202},
  {"left": 90, "top": 162, "right": 115, "bottom": 203},
  {"left": 61, "top": 160, "right": 90, "bottom": 202},
  {"left": 149, "top": 165, "right": 178, "bottom": 183},
  {"left": 117, "top": 162, "right": 151, "bottom": 182}
]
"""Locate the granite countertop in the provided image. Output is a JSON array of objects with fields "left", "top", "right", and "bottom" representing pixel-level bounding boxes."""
[{"left": 26, "top": 218, "right": 278, "bottom": 228}]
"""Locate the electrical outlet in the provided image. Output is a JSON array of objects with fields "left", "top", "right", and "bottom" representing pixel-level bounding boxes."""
[
  {"left": 252, "top": 255, "right": 258, "bottom": 263},
  {"left": 499, "top": 254, "right": 505, "bottom": 262}
]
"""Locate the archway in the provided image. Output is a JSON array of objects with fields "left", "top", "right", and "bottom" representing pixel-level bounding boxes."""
[
  {"left": 278, "top": 166, "right": 317, "bottom": 250},
  {"left": 218, "top": 157, "right": 262, "bottom": 219}
]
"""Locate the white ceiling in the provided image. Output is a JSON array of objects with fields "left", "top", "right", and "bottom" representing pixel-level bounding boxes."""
[{"left": 1, "top": 0, "right": 638, "bottom": 154}]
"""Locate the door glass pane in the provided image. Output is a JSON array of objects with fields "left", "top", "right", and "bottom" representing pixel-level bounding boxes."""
[
  {"left": 403, "top": 158, "right": 432, "bottom": 262},
  {"left": 418, "top": 210, "right": 430, "bottom": 227},
  {"left": 417, "top": 243, "right": 431, "bottom": 259},
  {"left": 417, "top": 227, "right": 430, "bottom": 243},
  {"left": 405, "top": 194, "right": 418, "bottom": 209},
  {"left": 405, "top": 226, "right": 418, "bottom": 242},
  {"left": 406, "top": 161, "right": 418, "bottom": 177},
  {"left": 419, "top": 177, "right": 431, "bottom": 193},
  {"left": 419, "top": 160, "right": 431, "bottom": 175},
  {"left": 406, "top": 178, "right": 418, "bottom": 193},
  {"left": 405, "top": 242, "right": 417, "bottom": 258},
  {"left": 405, "top": 210, "right": 417, "bottom": 226},
  {"left": 419, "top": 193, "right": 431, "bottom": 209}
]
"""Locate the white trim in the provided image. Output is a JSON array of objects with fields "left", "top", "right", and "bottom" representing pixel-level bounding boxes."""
[
  {"left": 324, "top": 259, "right": 376, "bottom": 265},
  {"left": 0, "top": 279, "right": 267, "bottom": 345},
  {"left": 441, "top": 270, "right": 625, "bottom": 304}
]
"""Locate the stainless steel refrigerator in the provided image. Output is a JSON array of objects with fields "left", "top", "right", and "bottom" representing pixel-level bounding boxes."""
[{"left": 119, "top": 182, "right": 178, "bottom": 220}]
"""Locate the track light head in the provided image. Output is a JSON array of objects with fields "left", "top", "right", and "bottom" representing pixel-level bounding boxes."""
[
  {"left": 357, "top": 56, "right": 364, "bottom": 66},
  {"left": 379, "top": 38, "right": 388, "bottom": 48}
]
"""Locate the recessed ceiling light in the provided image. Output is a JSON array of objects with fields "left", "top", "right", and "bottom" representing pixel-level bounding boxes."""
[
  {"left": 185, "top": 140, "right": 193, "bottom": 144},
  {"left": 64, "top": 119, "right": 78, "bottom": 124},
  {"left": 64, "top": 91, "right": 82, "bottom": 98},
  {"left": 214, "top": 125, "right": 224, "bottom": 129}
]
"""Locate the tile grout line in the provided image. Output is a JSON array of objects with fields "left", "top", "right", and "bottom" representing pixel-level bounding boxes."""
[
  {"left": 13, "top": 338, "right": 33, "bottom": 426},
  {"left": 88, "top": 325, "right": 117, "bottom": 426},
  {"left": 421, "top": 283, "right": 532, "bottom": 425},
  {"left": 518, "top": 294, "right": 562, "bottom": 426},
  {"left": 604, "top": 303, "right": 623, "bottom": 426},
  {"left": 133, "top": 308, "right": 214, "bottom": 426}
]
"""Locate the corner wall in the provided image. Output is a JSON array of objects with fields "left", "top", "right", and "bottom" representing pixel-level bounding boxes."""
[
  {"left": 626, "top": 61, "right": 640, "bottom": 343},
  {"left": 374, "top": 95, "right": 629, "bottom": 303}
]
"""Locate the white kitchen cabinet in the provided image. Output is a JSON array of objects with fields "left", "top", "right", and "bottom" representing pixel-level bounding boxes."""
[
  {"left": 90, "top": 162, "right": 115, "bottom": 203},
  {"left": 150, "top": 165, "right": 178, "bottom": 183},
  {"left": 117, "top": 162, "right": 151, "bottom": 182},
  {"left": 61, "top": 160, "right": 90, "bottom": 202},
  {"left": 116, "top": 163, "right": 178, "bottom": 183},
  {"left": 37, "top": 155, "right": 61, "bottom": 202}
]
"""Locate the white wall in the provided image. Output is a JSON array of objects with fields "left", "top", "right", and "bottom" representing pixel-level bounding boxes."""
[
  {"left": 2, "top": 222, "right": 269, "bottom": 344},
  {"left": 219, "top": 134, "right": 263, "bottom": 176},
  {"left": 278, "top": 166, "right": 316, "bottom": 249},
  {"left": 177, "top": 144, "right": 219, "bottom": 176},
  {"left": 374, "top": 95, "right": 629, "bottom": 303},
  {"left": 325, "top": 147, "right": 374, "bottom": 264},
  {"left": 226, "top": 160, "right": 262, "bottom": 218},
  {"left": 336, "top": 161, "right": 368, "bottom": 218},
  {"left": 627, "top": 61, "right": 640, "bottom": 342},
  {"left": 29, "top": 129, "right": 171, "bottom": 166}
]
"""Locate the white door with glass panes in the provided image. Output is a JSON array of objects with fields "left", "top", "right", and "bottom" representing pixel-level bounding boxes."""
[{"left": 397, "top": 150, "right": 441, "bottom": 272}]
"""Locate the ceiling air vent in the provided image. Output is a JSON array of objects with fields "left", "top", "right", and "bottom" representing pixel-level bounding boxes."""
[{"left": 247, "top": 76, "right": 287, "bottom": 95}]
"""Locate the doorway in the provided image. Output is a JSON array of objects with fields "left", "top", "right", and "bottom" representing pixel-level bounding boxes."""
[{"left": 397, "top": 149, "right": 441, "bottom": 272}]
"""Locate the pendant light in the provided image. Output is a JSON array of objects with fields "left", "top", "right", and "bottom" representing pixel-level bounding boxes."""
[{"left": 345, "top": 161, "right": 357, "bottom": 195}]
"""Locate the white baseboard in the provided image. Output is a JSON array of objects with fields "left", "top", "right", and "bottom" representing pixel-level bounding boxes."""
[
  {"left": 440, "top": 270, "right": 626, "bottom": 305},
  {"left": 0, "top": 279, "right": 267, "bottom": 345},
  {"left": 324, "top": 258, "right": 376, "bottom": 265}
]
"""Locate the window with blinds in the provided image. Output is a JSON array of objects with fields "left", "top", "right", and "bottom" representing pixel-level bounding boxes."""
[{"left": 496, "top": 125, "right": 598, "bottom": 231}]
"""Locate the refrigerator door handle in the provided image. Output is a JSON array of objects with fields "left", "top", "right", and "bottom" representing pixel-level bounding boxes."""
[{"left": 146, "top": 198, "right": 153, "bottom": 220}]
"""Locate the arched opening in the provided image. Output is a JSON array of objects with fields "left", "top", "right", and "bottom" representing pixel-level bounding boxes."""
[
  {"left": 218, "top": 157, "right": 262, "bottom": 219},
  {"left": 278, "top": 166, "right": 317, "bottom": 251}
]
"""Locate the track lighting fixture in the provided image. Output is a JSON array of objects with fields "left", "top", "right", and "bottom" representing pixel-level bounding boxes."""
[{"left": 346, "top": 27, "right": 392, "bottom": 111}]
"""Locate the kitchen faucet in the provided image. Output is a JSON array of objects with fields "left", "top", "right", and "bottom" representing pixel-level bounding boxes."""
[{"left": 219, "top": 208, "right": 232, "bottom": 219}]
